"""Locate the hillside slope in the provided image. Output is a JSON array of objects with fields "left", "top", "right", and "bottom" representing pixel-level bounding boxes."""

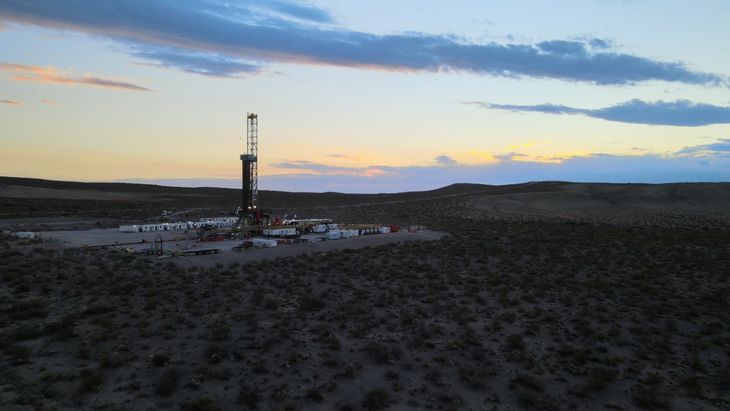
[{"left": 2, "top": 177, "right": 729, "bottom": 222}]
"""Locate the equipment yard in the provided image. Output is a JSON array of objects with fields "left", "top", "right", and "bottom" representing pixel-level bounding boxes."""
[
  {"left": 29, "top": 114, "right": 427, "bottom": 265},
  {"left": 39, "top": 226, "right": 444, "bottom": 266}
]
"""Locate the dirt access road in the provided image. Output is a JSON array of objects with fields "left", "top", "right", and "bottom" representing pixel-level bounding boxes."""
[{"left": 167, "top": 230, "right": 446, "bottom": 268}]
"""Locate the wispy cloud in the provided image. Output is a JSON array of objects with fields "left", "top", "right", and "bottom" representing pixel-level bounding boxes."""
[
  {"left": 258, "top": 139, "right": 730, "bottom": 191},
  {"left": 250, "top": 0, "right": 334, "bottom": 23},
  {"left": 493, "top": 152, "right": 527, "bottom": 161},
  {"left": 1, "top": 98, "right": 21, "bottom": 105},
  {"left": 40, "top": 98, "right": 55, "bottom": 105},
  {"left": 0, "top": 0, "right": 723, "bottom": 85},
  {"left": 675, "top": 138, "right": 730, "bottom": 156},
  {"left": 271, "top": 160, "right": 389, "bottom": 177},
  {"left": 327, "top": 153, "right": 359, "bottom": 161},
  {"left": 129, "top": 46, "right": 262, "bottom": 78},
  {"left": 0, "top": 63, "right": 152, "bottom": 91},
  {"left": 471, "top": 99, "right": 730, "bottom": 126},
  {"left": 434, "top": 154, "right": 457, "bottom": 164}
]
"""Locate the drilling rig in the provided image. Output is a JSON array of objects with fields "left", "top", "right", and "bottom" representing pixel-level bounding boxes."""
[{"left": 239, "top": 113, "right": 268, "bottom": 228}]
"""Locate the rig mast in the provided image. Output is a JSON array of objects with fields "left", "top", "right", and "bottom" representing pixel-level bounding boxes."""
[{"left": 241, "top": 113, "right": 258, "bottom": 212}]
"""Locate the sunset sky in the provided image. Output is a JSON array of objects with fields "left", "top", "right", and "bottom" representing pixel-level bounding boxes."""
[{"left": 1, "top": 0, "right": 730, "bottom": 192}]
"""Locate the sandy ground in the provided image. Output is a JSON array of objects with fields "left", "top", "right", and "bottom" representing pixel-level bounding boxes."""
[
  {"left": 38, "top": 228, "right": 190, "bottom": 247},
  {"left": 170, "top": 230, "right": 446, "bottom": 267}
]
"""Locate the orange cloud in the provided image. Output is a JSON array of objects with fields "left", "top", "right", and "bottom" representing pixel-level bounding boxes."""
[
  {"left": 1, "top": 98, "right": 21, "bottom": 105},
  {"left": 0, "top": 63, "right": 152, "bottom": 91}
]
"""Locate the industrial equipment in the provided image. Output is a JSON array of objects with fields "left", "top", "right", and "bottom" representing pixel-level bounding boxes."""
[{"left": 241, "top": 113, "right": 258, "bottom": 213}]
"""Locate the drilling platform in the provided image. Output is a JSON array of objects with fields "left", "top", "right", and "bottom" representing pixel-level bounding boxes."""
[
  {"left": 241, "top": 114, "right": 258, "bottom": 213},
  {"left": 239, "top": 113, "right": 268, "bottom": 226},
  {"left": 111, "top": 112, "right": 399, "bottom": 253}
]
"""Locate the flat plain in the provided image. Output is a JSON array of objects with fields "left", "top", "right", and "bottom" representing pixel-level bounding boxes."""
[{"left": 1, "top": 178, "right": 729, "bottom": 410}]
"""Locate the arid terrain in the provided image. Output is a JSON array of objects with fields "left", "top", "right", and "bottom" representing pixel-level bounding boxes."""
[{"left": 1, "top": 178, "right": 729, "bottom": 410}]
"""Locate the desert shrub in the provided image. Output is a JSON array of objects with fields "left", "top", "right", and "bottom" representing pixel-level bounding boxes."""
[
  {"left": 157, "top": 368, "right": 180, "bottom": 396},
  {"left": 458, "top": 366, "right": 488, "bottom": 389},
  {"left": 515, "top": 389, "right": 559, "bottom": 411},
  {"left": 206, "top": 343, "right": 227, "bottom": 364},
  {"left": 434, "top": 392, "right": 464, "bottom": 409},
  {"left": 364, "top": 341, "right": 402, "bottom": 364},
  {"left": 511, "top": 374, "right": 543, "bottom": 392},
  {"left": 362, "top": 389, "right": 390, "bottom": 410},
  {"left": 181, "top": 397, "right": 223, "bottom": 411},
  {"left": 719, "top": 363, "right": 730, "bottom": 387},
  {"left": 298, "top": 293, "right": 324, "bottom": 312},
  {"left": 305, "top": 388, "right": 323, "bottom": 402},
  {"left": 12, "top": 324, "right": 44, "bottom": 341},
  {"left": 271, "top": 400, "right": 298, "bottom": 411},
  {"left": 83, "top": 303, "right": 114, "bottom": 316},
  {"left": 504, "top": 334, "right": 526, "bottom": 351},
  {"left": 264, "top": 297, "right": 278, "bottom": 310},
  {"left": 208, "top": 322, "right": 231, "bottom": 341},
  {"left": 5, "top": 343, "right": 31, "bottom": 364},
  {"left": 100, "top": 351, "right": 128, "bottom": 368},
  {"left": 44, "top": 313, "right": 78, "bottom": 340},
  {"left": 78, "top": 368, "right": 105, "bottom": 393},
  {"left": 209, "top": 367, "right": 231, "bottom": 381},
  {"left": 425, "top": 369, "right": 443, "bottom": 385},
  {"left": 8, "top": 298, "right": 47, "bottom": 319},
  {"left": 320, "top": 332, "right": 341, "bottom": 351},
  {"left": 384, "top": 371, "right": 399, "bottom": 381},
  {"left": 679, "top": 375, "right": 702, "bottom": 397},
  {"left": 579, "top": 367, "right": 617, "bottom": 394},
  {"left": 151, "top": 352, "right": 170, "bottom": 367},
  {"left": 632, "top": 375, "right": 669, "bottom": 409},
  {"left": 237, "top": 384, "right": 260, "bottom": 408}
]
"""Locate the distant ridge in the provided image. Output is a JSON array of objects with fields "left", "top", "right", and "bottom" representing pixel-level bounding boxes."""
[
  {"left": 2, "top": 176, "right": 729, "bottom": 221},
  {"left": 0, "top": 176, "right": 499, "bottom": 198}
]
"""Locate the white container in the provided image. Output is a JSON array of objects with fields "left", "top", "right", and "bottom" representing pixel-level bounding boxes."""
[
  {"left": 379, "top": 226, "right": 391, "bottom": 234},
  {"left": 327, "top": 223, "right": 338, "bottom": 229},
  {"left": 119, "top": 225, "right": 139, "bottom": 233},
  {"left": 312, "top": 224, "right": 328, "bottom": 233},
  {"left": 341, "top": 229, "right": 358, "bottom": 238},
  {"left": 326, "top": 231, "right": 342, "bottom": 240},
  {"left": 263, "top": 227, "right": 296, "bottom": 237},
  {"left": 251, "top": 238, "right": 278, "bottom": 248},
  {"left": 15, "top": 231, "right": 35, "bottom": 239}
]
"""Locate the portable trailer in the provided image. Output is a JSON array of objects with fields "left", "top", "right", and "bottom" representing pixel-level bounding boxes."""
[
  {"left": 326, "top": 231, "right": 342, "bottom": 240},
  {"left": 251, "top": 238, "right": 278, "bottom": 248},
  {"left": 119, "top": 225, "right": 140, "bottom": 233},
  {"left": 262, "top": 227, "right": 297, "bottom": 237}
]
